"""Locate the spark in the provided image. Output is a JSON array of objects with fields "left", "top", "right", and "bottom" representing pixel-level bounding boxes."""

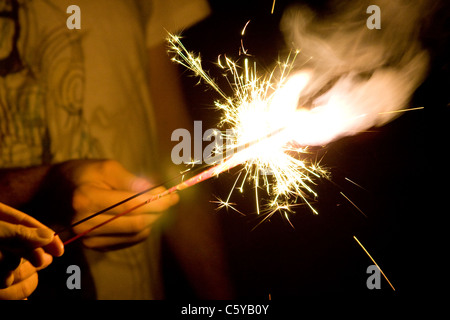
[
  {"left": 378, "top": 106, "right": 424, "bottom": 115},
  {"left": 167, "top": 33, "right": 328, "bottom": 221},
  {"left": 241, "top": 20, "right": 251, "bottom": 36},
  {"left": 211, "top": 196, "right": 245, "bottom": 216},
  {"left": 353, "top": 236, "right": 396, "bottom": 291},
  {"left": 340, "top": 191, "right": 368, "bottom": 218},
  {"left": 344, "top": 177, "right": 368, "bottom": 191}
]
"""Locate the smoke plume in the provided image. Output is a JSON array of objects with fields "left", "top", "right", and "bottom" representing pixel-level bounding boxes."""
[{"left": 280, "top": 0, "right": 430, "bottom": 145}]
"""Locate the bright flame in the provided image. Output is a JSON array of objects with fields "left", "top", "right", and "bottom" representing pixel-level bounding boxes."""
[
  {"left": 167, "top": 32, "right": 423, "bottom": 220},
  {"left": 168, "top": 34, "right": 328, "bottom": 219}
]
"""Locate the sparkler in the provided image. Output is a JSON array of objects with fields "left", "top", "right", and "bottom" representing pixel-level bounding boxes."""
[
  {"left": 53, "top": 1, "right": 417, "bottom": 293},
  {"left": 61, "top": 123, "right": 311, "bottom": 245},
  {"left": 64, "top": 30, "right": 420, "bottom": 247},
  {"left": 61, "top": 33, "right": 329, "bottom": 245},
  {"left": 58, "top": 32, "right": 397, "bottom": 293}
]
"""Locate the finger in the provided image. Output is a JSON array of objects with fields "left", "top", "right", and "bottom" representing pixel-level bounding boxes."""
[
  {"left": 0, "top": 204, "right": 63, "bottom": 257},
  {"left": 0, "top": 221, "right": 58, "bottom": 269},
  {"left": 42, "top": 234, "right": 64, "bottom": 258},
  {"left": 0, "top": 250, "right": 22, "bottom": 272},
  {"left": 0, "top": 270, "right": 14, "bottom": 289},
  {"left": 101, "top": 186, "right": 179, "bottom": 214},
  {"left": 0, "top": 252, "right": 47, "bottom": 287},
  {"left": 26, "top": 248, "right": 54, "bottom": 269},
  {"left": 0, "top": 271, "right": 38, "bottom": 300},
  {"left": 0, "top": 250, "right": 20, "bottom": 289},
  {"left": 0, "top": 260, "right": 39, "bottom": 295},
  {"left": 73, "top": 212, "right": 162, "bottom": 237},
  {"left": 0, "top": 221, "right": 55, "bottom": 250},
  {"left": 10, "top": 260, "right": 35, "bottom": 284},
  {"left": 98, "top": 160, "right": 154, "bottom": 192},
  {"left": 73, "top": 185, "right": 179, "bottom": 217},
  {"left": 0, "top": 203, "right": 48, "bottom": 229},
  {"left": 81, "top": 227, "right": 152, "bottom": 250}
]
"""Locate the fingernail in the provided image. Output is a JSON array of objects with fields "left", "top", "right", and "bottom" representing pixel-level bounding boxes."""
[
  {"left": 41, "top": 252, "right": 53, "bottom": 266},
  {"left": 36, "top": 228, "right": 54, "bottom": 240}
]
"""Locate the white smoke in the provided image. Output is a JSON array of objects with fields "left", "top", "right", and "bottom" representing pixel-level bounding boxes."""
[{"left": 280, "top": 0, "right": 430, "bottom": 145}]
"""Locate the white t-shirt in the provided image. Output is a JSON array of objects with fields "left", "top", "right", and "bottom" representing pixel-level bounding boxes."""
[{"left": 0, "top": 0, "right": 210, "bottom": 299}]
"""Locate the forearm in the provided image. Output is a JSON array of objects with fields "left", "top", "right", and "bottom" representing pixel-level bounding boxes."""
[{"left": 0, "top": 166, "right": 51, "bottom": 208}]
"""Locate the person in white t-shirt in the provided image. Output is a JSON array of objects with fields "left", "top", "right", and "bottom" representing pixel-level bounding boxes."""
[{"left": 0, "top": 0, "right": 233, "bottom": 299}]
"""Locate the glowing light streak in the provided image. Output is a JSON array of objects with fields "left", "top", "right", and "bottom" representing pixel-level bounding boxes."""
[
  {"left": 340, "top": 192, "right": 368, "bottom": 218},
  {"left": 353, "top": 236, "right": 396, "bottom": 291}
]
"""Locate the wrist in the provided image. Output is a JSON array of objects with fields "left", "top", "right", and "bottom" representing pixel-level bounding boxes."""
[{"left": 0, "top": 165, "right": 51, "bottom": 208}]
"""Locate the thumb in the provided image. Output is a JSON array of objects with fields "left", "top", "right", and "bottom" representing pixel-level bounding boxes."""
[
  {"left": 99, "top": 160, "right": 154, "bottom": 192},
  {"left": 0, "top": 222, "right": 55, "bottom": 269},
  {"left": 0, "top": 221, "right": 55, "bottom": 249}
]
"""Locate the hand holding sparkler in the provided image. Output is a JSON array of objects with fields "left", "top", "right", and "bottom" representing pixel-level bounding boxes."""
[
  {"left": 0, "top": 202, "right": 64, "bottom": 300},
  {"left": 47, "top": 159, "right": 178, "bottom": 250}
]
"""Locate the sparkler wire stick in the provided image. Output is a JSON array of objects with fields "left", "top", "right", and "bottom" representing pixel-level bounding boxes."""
[
  {"left": 61, "top": 33, "right": 331, "bottom": 244},
  {"left": 63, "top": 201, "right": 152, "bottom": 246},
  {"left": 56, "top": 127, "right": 263, "bottom": 239},
  {"left": 62, "top": 163, "right": 235, "bottom": 246},
  {"left": 54, "top": 166, "right": 206, "bottom": 237},
  {"left": 55, "top": 183, "right": 164, "bottom": 236}
]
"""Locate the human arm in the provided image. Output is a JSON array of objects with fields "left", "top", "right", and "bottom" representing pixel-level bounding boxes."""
[{"left": 0, "top": 166, "right": 51, "bottom": 210}]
